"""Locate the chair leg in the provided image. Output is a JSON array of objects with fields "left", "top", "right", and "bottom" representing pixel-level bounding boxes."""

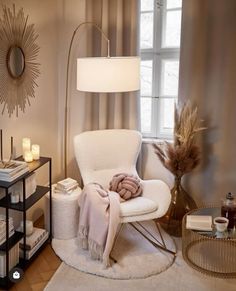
[
  {"left": 137, "top": 221, "right": 167, "bottom": 248},
  {"left": 110, "top": 221, "right": 176, "bottom": 265},
  {"left": 156, "top": 222, "right": 166, "bottom": 248},
  {"left": 129, "top": 221, "right": 176, "bottom": 256}
]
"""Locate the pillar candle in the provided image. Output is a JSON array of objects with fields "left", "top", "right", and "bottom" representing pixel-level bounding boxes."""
[
  {"left": 24, "top": 151, "right": 33, "bottom": 162},
  {"left": 22, "top": 138, "right": 31, "bottom": 158},
  {"left": 32, "top": 144, "right": 40, "bottom": 160}
]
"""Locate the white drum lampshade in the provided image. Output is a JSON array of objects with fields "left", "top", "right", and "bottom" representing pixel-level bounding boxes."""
[{"left": 77, "top": 57, "right": 140, "bottom": 93}]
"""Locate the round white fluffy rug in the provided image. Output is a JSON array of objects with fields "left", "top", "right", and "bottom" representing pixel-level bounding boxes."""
[{"left": 52, "top": 221, "right": 176, "bottom": 279}]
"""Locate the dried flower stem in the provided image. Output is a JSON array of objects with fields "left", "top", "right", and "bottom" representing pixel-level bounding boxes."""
[{"left": 153, "top": 102, "right": 206, "bottom": 179}]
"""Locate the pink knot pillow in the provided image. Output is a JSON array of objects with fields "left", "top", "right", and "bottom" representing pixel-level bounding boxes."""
[{"left": 109, "top": 173, "right": 142, "bottom": 201}]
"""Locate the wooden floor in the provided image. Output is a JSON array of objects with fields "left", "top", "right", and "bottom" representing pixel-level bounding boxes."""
[
  {"left": 0, "top": 217, "right": 61, "bottom": 291},
  {"left": 9, "top": 244, "right": 61, "bottom": 291}
]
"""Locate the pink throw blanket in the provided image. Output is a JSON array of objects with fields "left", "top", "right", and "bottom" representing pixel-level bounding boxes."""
[
  {"left": 78, "top": 174, "right": 142, "bottom": 267},
  {"left": 78, "top": 183, "right": 120, "bottom": 267}
]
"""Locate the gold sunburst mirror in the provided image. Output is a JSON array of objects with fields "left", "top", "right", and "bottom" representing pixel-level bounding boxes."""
[{"left": 0, "top": 4, "right": 40, "bottom": 117}]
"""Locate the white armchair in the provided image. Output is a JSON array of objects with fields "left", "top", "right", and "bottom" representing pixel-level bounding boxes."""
[{"left": 74, "top": 129, "right": 175, "bottom": 255}]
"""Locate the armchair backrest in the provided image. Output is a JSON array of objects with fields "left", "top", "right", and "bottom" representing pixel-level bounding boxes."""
[{"left": 74, "top": 129, "right": 142, "bottom": 188}]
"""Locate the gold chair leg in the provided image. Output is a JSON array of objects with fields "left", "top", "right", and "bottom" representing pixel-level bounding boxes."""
[
  {"left": 129, "top": 221, "right": 176, "bottom": 256},
  {"left": 110, "top": 221, "right": 176, "bottom": 265}
]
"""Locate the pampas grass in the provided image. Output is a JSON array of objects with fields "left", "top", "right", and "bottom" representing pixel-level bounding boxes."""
[{"left": 153, "top": 102, "right": 206, "bottom": 179}]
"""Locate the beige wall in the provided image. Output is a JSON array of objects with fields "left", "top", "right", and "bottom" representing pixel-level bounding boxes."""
[
  {"left": 0, "top": 0, "right": 61, "bottom": 178},
  {"left": 0, "top": 0, "right": 61, "bottom": 222},
  {"left": 0, "top": 0, "right": 89, "bottom": 222}
]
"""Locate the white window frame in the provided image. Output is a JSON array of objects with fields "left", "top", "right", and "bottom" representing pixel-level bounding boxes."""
[{"left": 140, "top": 0, "right": 182, "bottom": 139}]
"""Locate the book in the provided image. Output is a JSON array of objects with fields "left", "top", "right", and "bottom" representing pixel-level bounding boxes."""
[
  {"left": 0, "top": 160, "right": 28, "bottom": 174},
  {"left": 0, "top": 222, "right": 14, "bottom": 233},
  {"left": 0, "top": 217, "right": 14, "bottom": 232},
  {"left": 0, "top": 216, "right": 15, "bottom": 245},
  {"left": 20, "top": 231, "right": 49, "bottom": 260},
  {"left": 0, "top": 160, "right": 29, "bottom": 182},
  {"left": 57, "top": 178, "right": 78, "bottom": 189},
  {"left": 0, "top": 230, "right": 15, "bottom": 245},
  {"left": 0, "top": 243, "right": 19, "bottom": 278},
  {"left": 186, "top": 215, "right": 213, "bottom": 231},
  {"left": 0, "top": 168, "right": 29, "bottom": 182},
  {"left": 55, "top": 178, "right": 78, "bottom": 194},
  {"left": 54, "top": 185, "right": 78, "bottom": 194},
  {"left": 19, "top": 227, "right": 47, "bottom": 250}
]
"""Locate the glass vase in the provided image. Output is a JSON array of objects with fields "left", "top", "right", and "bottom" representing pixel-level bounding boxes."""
[{"left": 158, "top": 177, "right": 197, "bottom": 237}]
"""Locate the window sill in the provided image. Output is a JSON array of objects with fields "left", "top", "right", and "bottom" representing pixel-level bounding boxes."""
[{"left": 142, "top": 137, "right": 173, "bottom": 145}]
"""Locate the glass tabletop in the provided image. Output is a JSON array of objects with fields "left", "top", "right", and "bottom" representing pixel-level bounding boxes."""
[{"left": 190, "top": 207, "right": 236, "bottom": 239}]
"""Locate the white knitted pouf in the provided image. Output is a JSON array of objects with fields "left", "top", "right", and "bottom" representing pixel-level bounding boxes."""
[{"left": 45, "top": 185, "right": 82, "bottom": 239}]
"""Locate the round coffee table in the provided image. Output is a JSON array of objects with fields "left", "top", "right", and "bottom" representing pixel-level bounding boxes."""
[{"left": 182, "top": 207, "right": 236, "bottom": 278}]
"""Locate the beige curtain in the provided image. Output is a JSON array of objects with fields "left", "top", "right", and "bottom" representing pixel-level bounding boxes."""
[
  {"left": 83, "top": 0, "right": 140, "bottom": 130},
  {"left": 67, "top": 0, "right": 140, "bottom": 179},
  {"left": 178, "top": 0, "right": 236, "bottom": 205}
]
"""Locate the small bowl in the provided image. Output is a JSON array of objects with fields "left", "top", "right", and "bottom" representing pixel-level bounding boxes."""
[{"left": 213, "top": 217, "right": 229, "bottom": 232}]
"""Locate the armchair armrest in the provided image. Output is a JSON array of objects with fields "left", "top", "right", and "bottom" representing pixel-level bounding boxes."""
[{"left": 141, "top": 179, "right": 171, "bottom": 218}]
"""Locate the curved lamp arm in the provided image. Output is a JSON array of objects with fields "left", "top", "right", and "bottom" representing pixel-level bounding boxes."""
[{"left": 64, "top": 22, "right": 110, "bottom": 178}]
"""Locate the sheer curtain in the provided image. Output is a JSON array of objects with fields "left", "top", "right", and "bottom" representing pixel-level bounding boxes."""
[
  {"left": 64, "top": 0, "right": 140, "bottom": 179},
  {"left": 178, "top": 0, "right": 236, "bottom": 205}
]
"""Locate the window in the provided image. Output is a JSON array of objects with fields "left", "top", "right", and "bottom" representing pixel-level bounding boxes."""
[{"left": 140, "top": 0, "right": 182, "bottom": 138}]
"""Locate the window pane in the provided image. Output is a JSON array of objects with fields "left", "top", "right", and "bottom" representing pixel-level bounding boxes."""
[
  {"left": 141, "top": 98, "right": 152, "bottom": 133},
  {"left": 141, "top": 0, "right": 154, "bottom": 11},
  {"left": 164, "top": 10, "right": 181, "bottom": 47},
  {"left": 161, "top": 60, "right": 179, "bottom": 96},
  {"left": 140, "top": 12, "right": 153, "bottom": 49},
  {"left": 159, "top": 98, "right": 176, "bottom": 134},
  {"left": 167, "top": 0, "right": 182, "bottom": 9},
  {"left": 141, "top": 60, "right": 153, "bottom": 96}
]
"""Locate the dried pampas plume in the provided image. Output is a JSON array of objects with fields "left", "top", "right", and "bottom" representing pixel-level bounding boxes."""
[{"left": 153, "top": 102, "right": 206, "bottom": 178}]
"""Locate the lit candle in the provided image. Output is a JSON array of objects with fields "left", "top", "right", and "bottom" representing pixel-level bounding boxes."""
[
  {"left": 32, "top": 144, "right": 40, "bottom": 160},
  {"left": 22, "top": 138, "right": 31, "bottom": 158},
  {"left": 24, "top": 151, "right": 33, "bottom": 162}
]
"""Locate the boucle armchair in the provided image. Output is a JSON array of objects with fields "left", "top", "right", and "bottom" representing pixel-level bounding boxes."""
[{"left": 74, "top": 129, "right": 175, "bottom": 256}]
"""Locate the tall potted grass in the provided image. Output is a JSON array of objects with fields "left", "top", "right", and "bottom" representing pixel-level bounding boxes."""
[{"left": 153, "top": 102, "right": 206, "bottom": 237}]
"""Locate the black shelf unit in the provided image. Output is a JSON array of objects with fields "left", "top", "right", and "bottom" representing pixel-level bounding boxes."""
[
  {"left": 0, "top": 156, "right": 52, "bottom": 288},
  {"left": 0, "top": 186, "right": 50, "bottom": 211},
  {"left": 0, "top": 232, "right": 24, "bottom": 251}
]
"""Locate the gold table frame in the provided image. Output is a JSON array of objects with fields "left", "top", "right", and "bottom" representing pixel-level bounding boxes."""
[{"left": 182, "top": 207, "right": 236, "bottom": 278}]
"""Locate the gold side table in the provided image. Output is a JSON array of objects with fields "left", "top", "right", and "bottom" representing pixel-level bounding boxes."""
[{"left": 182, "top": 207, "right": 236, "bottom": 278}]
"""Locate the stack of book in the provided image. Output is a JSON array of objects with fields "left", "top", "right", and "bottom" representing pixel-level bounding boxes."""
[
  {"left": 0, "top": 161, "right": 29, "bottom": 182},
  {"left": 0, "top": 215, "right": 15, "bottom": 246},
  {"left": 54, "top": 178, "right": 78, "bottom": 194},
  {"left": 19, "top": 227, "right": 49, "bottom": 260},
  {"left": 186, "top": 215, "right": 212, "bottom": 231},
  {"left": 0, "top": 243, "right": 19, "bottom": 278}
]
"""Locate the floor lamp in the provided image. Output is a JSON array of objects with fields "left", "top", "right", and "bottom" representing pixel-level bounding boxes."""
[{"left": 64, "top": 22, "right": 140, "bottom": 178}]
